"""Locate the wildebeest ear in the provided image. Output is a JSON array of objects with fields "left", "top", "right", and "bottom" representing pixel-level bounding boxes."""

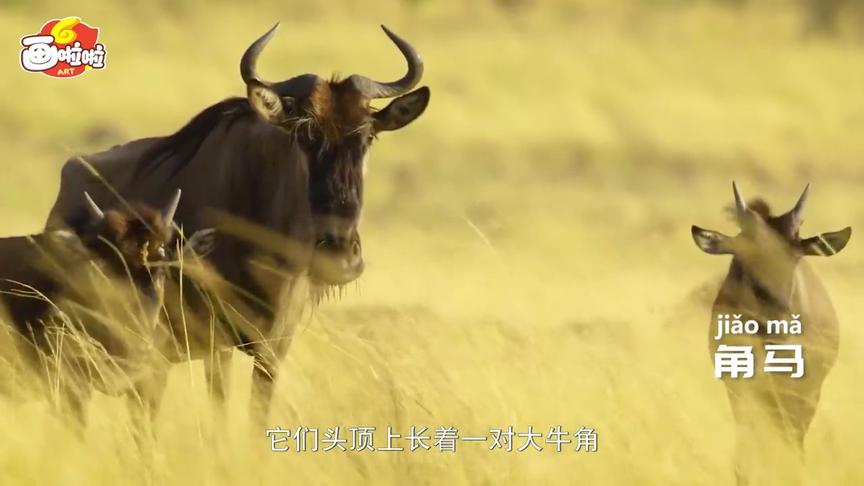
[
  {"left": 184, "top": 228, "right": 217, "bottom": 258},
  {"left": 692, "top": 225, "right": 733, "bottom": 255},
  {"left": 247, "top": 81, "right": 293, "bottom": 124},
  {"left": 373, "top": 86, "right": 430, "bottom": 132},
  {"left": 801, "top": 227, "right": 851, "bottom": 256}
]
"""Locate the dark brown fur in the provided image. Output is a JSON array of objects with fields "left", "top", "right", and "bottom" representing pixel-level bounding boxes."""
[
  {"left": 0, "top": 202, "right": 183, "bottom": 420},
  {"left": 85, "top": 204, "right": 172, "bottom": 273},
  {"left": 45, "top": 30, "right": 431, "bottom": 419},
  {"left": 0, "top": 204, "right": 174, "bottom": 350}
]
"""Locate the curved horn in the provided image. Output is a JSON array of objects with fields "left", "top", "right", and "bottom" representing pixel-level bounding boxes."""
[
  {"left": 84, "top": 192, "right": 105, "bottom": 221},
  {"left": 241, "top": 23, "right": 280, "bottom": 86},
  {"left": 163, "top": 189, "right": 182, "bottom": 227},
  {"left": 789, "top": 183, "right": 810, "bottom": 230},
  {"left": 732, "top": 181, "right": 748, "bottom": 220},
  {"left": 347, "top": 25, "right": 424, "bottom": 99}
]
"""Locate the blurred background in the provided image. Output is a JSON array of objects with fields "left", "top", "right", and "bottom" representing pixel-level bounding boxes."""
[{"left": 2, "top": 0, "right": 864, "bottom": 484}]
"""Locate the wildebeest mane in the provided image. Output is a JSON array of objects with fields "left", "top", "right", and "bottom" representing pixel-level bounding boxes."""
[
  {"left": 135, "top": 97, "right": 255, "bottom": 178},
  {"left": 746, "top": 198, "right": 772, "bottom": 219},
  {"left": 725, "top": 197, "right": 773, "bottom": 222},
  {"left": 132, "top": 78, "right": 372, "bottom": 181}
]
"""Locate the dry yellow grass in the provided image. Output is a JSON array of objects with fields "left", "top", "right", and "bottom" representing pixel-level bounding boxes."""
[{"left": 1, "top": 0, "right": 864, "bottom": 484}]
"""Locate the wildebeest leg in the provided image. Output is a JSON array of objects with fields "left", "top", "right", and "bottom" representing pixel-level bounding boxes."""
[
  {"left": 248, "top": 274, "right": 310, "bottom": 425},
  {"left": 162, "top": 270, "right": 235, "bottom": 406}
]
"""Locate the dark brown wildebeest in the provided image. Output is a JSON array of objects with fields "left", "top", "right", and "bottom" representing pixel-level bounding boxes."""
[
  {"left": 44, "top": 24, "right": 430, "bottom": 416},
  {"left": 691, "top": 182, "right": 851, "bottom": 485},
  {"left": 0, "top": 190, "right": 201, "bottom": 415}
]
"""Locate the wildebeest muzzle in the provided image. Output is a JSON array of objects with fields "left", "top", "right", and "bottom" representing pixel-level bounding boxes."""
[{"left": 310, "top": 215, "right": 364, "bottom": 285}]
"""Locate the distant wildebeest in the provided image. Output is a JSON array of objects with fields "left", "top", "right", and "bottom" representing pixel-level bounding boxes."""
[
  {"left": 692, "top": 182, "right": 851, "bottom": 485},
  {"left": 0, "top": 190, "right": 204, "bottom": 415},
  {"left": 44, "top": 24, "right": 430, "bottom": 415}
]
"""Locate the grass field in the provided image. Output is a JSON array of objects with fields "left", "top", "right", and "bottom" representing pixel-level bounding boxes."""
[{"left": 1, "top": 0, "right": 864, "bottom": 484}]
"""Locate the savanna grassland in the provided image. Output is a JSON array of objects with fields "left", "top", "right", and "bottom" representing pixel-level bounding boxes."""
[{"left": 1, "top": 0, "right": 864, "bottom": 484}]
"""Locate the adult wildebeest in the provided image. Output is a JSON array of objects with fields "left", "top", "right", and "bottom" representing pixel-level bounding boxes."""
[
  {"left": 44, "top": 24, "right": 430, "bottom": 416},
  {"left": 0, "top": 190, "right": 196, "bottom": 415},
  {"left": 691, "top": 182, "right": 851, "bottom": 485}
]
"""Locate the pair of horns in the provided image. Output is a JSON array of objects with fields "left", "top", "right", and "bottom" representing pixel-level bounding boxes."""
[
  {"left": 732, "top": 181, "right": 809, "bottom": 229},
  {"left": 84, "top": 189, "right": 182, "bottom": 226},
  {"left": 240, "top": 23, "right": 424, "bottom": 99}
]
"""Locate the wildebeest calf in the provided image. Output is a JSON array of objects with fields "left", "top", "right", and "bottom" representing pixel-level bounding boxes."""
[
  {"left": 692, "top": 182, "right": 851, "bottom": 485},
  {"left": 0, "top": 189, "right": 211, "bottom": 416}
]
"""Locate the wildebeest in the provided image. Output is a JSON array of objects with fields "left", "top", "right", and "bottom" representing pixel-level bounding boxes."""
[
  {"left": 691, "top": 182, "right": 851, "bottom": 485},
  {"left": 44, "top": 24, "right": 430, "bottom": 415},
  {"left": 0, "top": 190, "right": 199, "bottom": 415}
]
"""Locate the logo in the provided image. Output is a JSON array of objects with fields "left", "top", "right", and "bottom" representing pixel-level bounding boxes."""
[{"left": 20, "top": 17, "right": 106, "bottom": 78}]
